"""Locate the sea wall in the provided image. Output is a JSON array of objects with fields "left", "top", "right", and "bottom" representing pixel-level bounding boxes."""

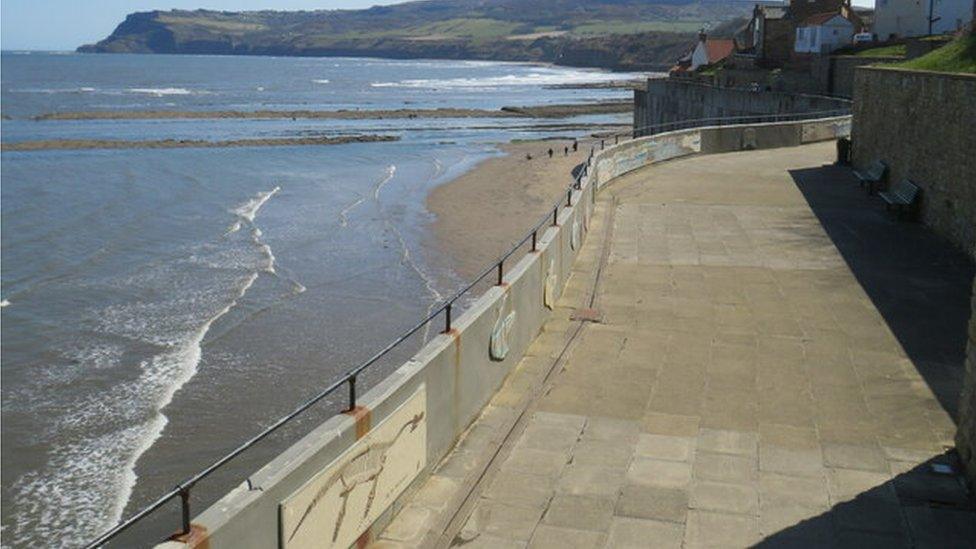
[
  {"left": 958, "top": 278, "right": 976, "bottom": 489},
  {"left": 851, "top": 66, "right": 976, "bottom": 259},
  {"left": 159, "top": 115, "right": 851, "bottom": 549},
  {"left": 633, "top": 78, "right": 850, "bottom": 134}
]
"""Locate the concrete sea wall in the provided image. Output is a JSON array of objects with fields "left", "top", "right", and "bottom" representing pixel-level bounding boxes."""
[
  {"left": 633, "top": 79, "right": 850, "bottom": 134},
  {"left": 851, "top": 66, "right": 976, "bottom": 260},
  {"left": 958, "top": 278, "right": 976, "bottom": 489},
  {"left": 159, "top": 115, "right": 851, "bottom": 549}
]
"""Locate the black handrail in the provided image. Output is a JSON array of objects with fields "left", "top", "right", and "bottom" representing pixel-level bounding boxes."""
[{"left": 81, "top": 109, "right": 851, "bottom": 548}]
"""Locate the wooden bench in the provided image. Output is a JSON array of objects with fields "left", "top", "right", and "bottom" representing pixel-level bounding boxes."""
[
  {"left": 879, "top": 178, "right": 921, "bottom": 220},
  {"left": 853, "top": 160, "right": 887, "bottom": 195}
]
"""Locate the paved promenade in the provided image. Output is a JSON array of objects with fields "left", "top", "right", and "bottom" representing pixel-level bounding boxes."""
[{"left": 377, "top": 142, "right": 975, "bottom": 548}]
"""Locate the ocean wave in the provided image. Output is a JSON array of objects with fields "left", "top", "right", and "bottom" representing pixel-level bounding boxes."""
[
  {"left": 10, "top": 86, "right": 211, "bottom": 97},
  {"left": 337, "top": 195, "right": 365, "bottom": 228},
  {"left": 126, "top": 87, "right": 204, "bottom": 96},
  {"left": 312, "top": 79, "right": 330, "bottom": 84},
  {"left": 7, "top": 265, "right": 261, "bottom": 547},
  {"left": 233, "top": 186, "right": 280, "bottom": 224},
  {"left": 5, "top": 184, "right": 294, "bottom": 546},
  {"left": 370, "top": 69, "right": 624, "bottom": 89},
  {"left": 372, "top": 165, "right": 397, "bottom": 201},
  {"left": 9, "top": 86, "right": 98, "bottom": 94}
]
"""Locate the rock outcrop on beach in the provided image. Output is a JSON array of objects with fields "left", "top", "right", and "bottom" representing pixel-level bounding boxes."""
[{"left": 78, "top": 0, "right": 753, "bottom": 70}]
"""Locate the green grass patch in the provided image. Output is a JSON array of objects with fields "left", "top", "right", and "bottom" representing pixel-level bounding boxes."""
[
  {"left": 896, "top": 34, "right": 976, "bottom": 74},
  {"left": 411, "top": 18, "right": 521, "bottom": 39},
  {"left": 854, "top": 44, "right": 906, "bottom": 57},
  {"left": 571, "top": 19, "right": 704, "bottom": 35}
]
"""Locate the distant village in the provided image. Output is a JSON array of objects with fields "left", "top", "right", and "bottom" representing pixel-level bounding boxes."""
[{"left": 668, "top": 0, "right": 973, "bottom": 96}]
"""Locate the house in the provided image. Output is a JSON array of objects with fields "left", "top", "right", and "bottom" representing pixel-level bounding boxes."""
[
  {"left": 873, "top": 0, "right": 973, "bottom": 40},
  {"left": 671, "top": 31, "right": 735, "bottom": 74},
  {"left": 738, "top": 5, "right": 794, "bottom": 66},
  {"left": 739, "top": 0, "right": 860, "bottom": 66},
  {"left": 794, "top": 12, "right": 856, "bottom": 54}
]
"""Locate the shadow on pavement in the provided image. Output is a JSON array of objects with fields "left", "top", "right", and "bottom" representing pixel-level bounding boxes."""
[
  {"left": 788, "top": 163, "right": 974, "bottom": 420},
  {"left": 755, "top": 451, "right": 975, "bottom": 547}
]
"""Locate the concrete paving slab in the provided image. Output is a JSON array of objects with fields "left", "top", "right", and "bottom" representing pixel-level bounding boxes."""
[
  {"left": 527, "top": 525, "right": 606, "bottom": 549},
  {"left": 614, "top": 484, "right": 689, "bottom": 523},
  {"left": 627, "top": 457, "right": 693, "bottom": 489},
  {"left": 690, "top": 480, "right": 759, "bottom": 515},
  {"left": 542, "top": 494, "right": 615, "bottom": 532},
  {"left": 606, "top": 517, "right": 685, "bottom": 549}
]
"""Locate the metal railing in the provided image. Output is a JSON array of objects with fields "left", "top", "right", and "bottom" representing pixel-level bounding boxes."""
[{"left": 81, "top": 108, "right": 850, "bottom": 549}]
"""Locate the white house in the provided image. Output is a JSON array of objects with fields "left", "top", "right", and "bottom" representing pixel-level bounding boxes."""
[
  {"left": 673, "top": 31, "right": 735, "bottom": 72},
  {"left": 794, "top": 12, "right": 856, "bottom": 54},
  {"left": 873, "top": 0, "right": 973, "bottom": 40}
]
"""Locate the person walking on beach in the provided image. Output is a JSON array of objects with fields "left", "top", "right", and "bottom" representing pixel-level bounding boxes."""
[
  {"left": 564, "top": 146, "right": 569, "bottom": 156},
  {"left": 572, "top": 140, "right": 578, "bottom": 152},
  {"left": 547, "top": 148, "right": 553, "bottom": 159}
]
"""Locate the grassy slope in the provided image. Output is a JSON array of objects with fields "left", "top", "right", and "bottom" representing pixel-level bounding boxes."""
[
  {"left": 896, "top": 34, "right": 976, "bottom": 73},
  {"left": 854, "top": 44, "right": 906, "bottom": 57}
]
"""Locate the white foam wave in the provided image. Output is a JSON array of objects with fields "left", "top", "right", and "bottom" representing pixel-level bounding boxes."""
[
  {"left": 7, "top": 267, "right": 261, "bottom": 547},
  {"left": 235, "top": 186, "right": 279, "bottom": 223},
  {"left": 9, "top": 86, "right": 98, "bottom": 94},
  {"left": 253, "top": 228, "right": 276, "bottom": 274},
  {"left": 372, "top": 165, "right": 397, "bottom": 201},
  {"left": 1, "top": 299, "right": 10, "bottom": 307},
  {"left": 230, "top": 186, "right": 282, "bottom": 274},
  {"left": 338, "top": 195, "right": 365, "bottom": 228},
  {"left": 126, "top": 87, "right": 204, "bottom": 96},
  {"left": 312, "top": 79, "right": 330, "bottom": 84},
  {"left": 370, "top": 69, "right": 625, "bottom": 89}
]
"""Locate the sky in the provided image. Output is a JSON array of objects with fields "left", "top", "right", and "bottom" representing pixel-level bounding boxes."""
[{"left": 1, "top": 0, "right": 877, "bottom": 51}]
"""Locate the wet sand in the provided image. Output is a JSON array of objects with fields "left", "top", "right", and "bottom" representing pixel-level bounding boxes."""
[
  {"left": 427, "top": 138, "right": 595, "bottom": 280},
  {"left": 30, "top": 101, "right": 630, "bottom": 121},
  {"left": 0, "top": 134, "right": 398, "bottom": 151}
]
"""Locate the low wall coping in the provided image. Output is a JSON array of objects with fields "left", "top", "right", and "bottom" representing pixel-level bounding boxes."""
[{"left": 855, "top": 65, "right": 976, "bottom": 81}]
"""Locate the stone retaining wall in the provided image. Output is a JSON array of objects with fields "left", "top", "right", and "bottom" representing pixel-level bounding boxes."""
[
  {"left": 851, "top": 66, "right": 976, "bottom": 260},
  {"left": 958, "top": 279, "right": 976, "bottom": 488},
  {"left": 633, "top": 78, "right": 850, "bottom": 133},
  {"left": 159, "top": 116, "right": 851, "bottom": 549}
]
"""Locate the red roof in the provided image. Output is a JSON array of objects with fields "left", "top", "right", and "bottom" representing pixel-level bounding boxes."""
[
  {"left": 800, "top": 12, "right": 847, "bottom": 27},
  {"left": 705, "top": 39, "right": 735, "bottom": 64}
]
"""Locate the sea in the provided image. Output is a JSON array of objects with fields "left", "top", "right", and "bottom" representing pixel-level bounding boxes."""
[{"left": 0, "top": 52, "right": 642, "bottom": 547}]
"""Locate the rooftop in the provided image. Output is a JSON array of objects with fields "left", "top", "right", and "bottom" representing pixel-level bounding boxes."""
[{"left": 377, "top": 141, "right": 976, "bottom": 547}]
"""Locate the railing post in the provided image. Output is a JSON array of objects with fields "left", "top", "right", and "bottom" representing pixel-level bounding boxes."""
[
  {"left": 179, "top": 487, "right": 191, "bottom": 536},
  {"left": 444, "top": 303, "right": 452, "bottom": 333},
  {"left": 531, "top": 230, "right": 537, "bottom": 251},
  {"left": 497, "top": 260, "right": 504, "bottom": 285},
  {"left": 348, "top": 375, "right": 357, "bottom": 411},
  {"left": 552, "top": 207, "right": 558, "bottom": 226},
  {"left": 567, "top": 189, "right": 572, "bottom": 206}
]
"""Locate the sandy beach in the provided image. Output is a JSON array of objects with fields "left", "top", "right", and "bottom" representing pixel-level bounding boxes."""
[{"left": 427, "top": 138, "right": 596, "bottom": 280}]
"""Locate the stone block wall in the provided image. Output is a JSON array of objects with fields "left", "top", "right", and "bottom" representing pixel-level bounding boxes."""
[
  {"left": 851, "top": 67, "right": 976, "bottom": 259},
  {"left": 957, "top": 279, "right": 976, "bottom": 488},
  {"left": 634, "top": 79, "right": 850, "bottom": 134},
  {"left": 826, "top": 56, "right": 903, "bottom": 98}
]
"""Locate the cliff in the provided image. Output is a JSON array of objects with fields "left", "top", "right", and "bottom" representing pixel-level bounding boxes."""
[{"left": 78, "top": 1, "right": 755, "bottom": 70}]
